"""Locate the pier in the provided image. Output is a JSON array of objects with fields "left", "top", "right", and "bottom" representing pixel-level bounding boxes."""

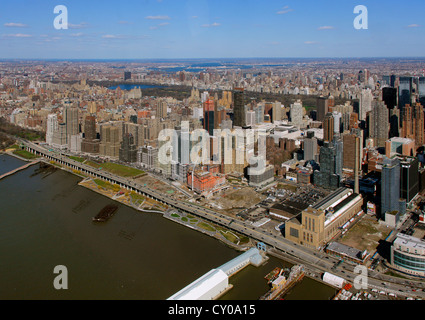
[
  {"left": 0, "top": 160, "right": 40, "bottom": 181},
  {"left": 167, "top": 247, "right": 267, "bottom": 300}
]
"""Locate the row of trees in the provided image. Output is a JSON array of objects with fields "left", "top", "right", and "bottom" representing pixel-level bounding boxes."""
[{"left": 0, "top": 117, "right": 45, "bottom": 151}]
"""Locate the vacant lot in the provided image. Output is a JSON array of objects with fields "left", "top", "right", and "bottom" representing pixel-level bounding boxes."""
[
  {"left": 210, "top": 187, "right": 266, "bottom": 213},
  {"left": 339, "top": 215, "right": 392, "bottom": 254}
]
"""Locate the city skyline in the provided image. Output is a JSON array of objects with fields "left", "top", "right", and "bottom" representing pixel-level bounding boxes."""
[{"left": 1, "top": 0, "right": 425, "bottom": 60}]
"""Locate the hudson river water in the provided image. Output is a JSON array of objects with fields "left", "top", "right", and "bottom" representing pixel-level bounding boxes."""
[{"left": 0, "top": 154, "right": 336, "bottom": 300}]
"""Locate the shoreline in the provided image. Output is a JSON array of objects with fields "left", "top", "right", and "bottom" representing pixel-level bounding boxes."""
[
  {"left": 1, "top": 151, "right": 253, "bottom": 252},
  {"left": 74, "top": 173, "right": 252, "bottom": 252}
]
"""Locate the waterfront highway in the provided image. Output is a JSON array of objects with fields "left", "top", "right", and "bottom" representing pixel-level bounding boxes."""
[{"left": 21, "top": 139, "right": 425, "bottom": 299}]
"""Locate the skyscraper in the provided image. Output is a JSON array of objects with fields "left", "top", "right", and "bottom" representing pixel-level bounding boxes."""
[
  {"left": 323, "top": 112, "right": 335, "bottom": 143},
  {"left": 303, "top": 131, "right": 318, "bottom": 162},
  {"left": 401, "top": 104, "right": 414, "bottom": 141},
  {"left": 290, "top": 100, "right": 304, "bottom": 128},
  {"left": 381, "top": 157, "right": 400, "bottom": 216},
  {"left": 119, "top": 133, "right": 138, "bottom": 163},
  {"left": 203, "top": 98, "right": 216, "bottom": 136},
  {"left": 272, "top": 101, "right": 282, "bottom": 123},
  {"left": 124, "top": 71, "right": 132, "bottom": 81},
  {"left": 65, "top": 105, "right": 79, "bottom": 145},
  {"left": 316, "top": 96, "right": 329, "bottom": 122},
  {"left": 414, "top": 103, "right": 425, "bottom": 147},
  {"left": 314, "top": 139, "right": 343, "bottom": 190},
  {"left": 99, "top": 125, "right": 121, "bottom": 158},
  {"left": 369, "top": 100, "right": 389, "bottom": 148},
  {"left": 399, "top": 76, "right": 413, "bottom": 117},
  {"left": 233, "top": 88, "right": 245, "bottom": 127},
  {"left": 46, "top": 114, "right": 58, "bottom": 145},
  {"left": 81, "top": 115, "right": 100, "bottom": 154},
  {"left": 158, "top": 99, "right": 168, "bottom": 119},
  {"left": 399, "top": 156, "right": 419, "bottom": 203},
  {"left": 382, "top": 87, "right": 397, "bottom": 110},
  {"left": 418, "top": 77, "right": 425, "bottom": 108},
  {"left": 359, "top": 88, "right": 373, "bottom": 121},
  {"left": 343, "top": 131, "right": 362, "bottom": 173}
]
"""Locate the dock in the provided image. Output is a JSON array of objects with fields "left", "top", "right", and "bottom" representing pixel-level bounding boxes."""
[
  {"left": 168, "top": 247, "right": 268, "bottom": 300},
  {"left": 0, "top": 160, "right": 40, "bottom": 180},
  {"left": 259, "top": 265, "right": 305, "bottom": 300}
]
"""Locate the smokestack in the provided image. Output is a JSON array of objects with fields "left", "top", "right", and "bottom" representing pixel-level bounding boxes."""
[{"left": 354, "top": 136, "right": 360, "bottom": 194}]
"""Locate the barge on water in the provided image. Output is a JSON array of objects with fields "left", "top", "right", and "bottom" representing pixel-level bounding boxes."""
[{"left": 92, "top": 204, "right": 118, "bottom": 222}]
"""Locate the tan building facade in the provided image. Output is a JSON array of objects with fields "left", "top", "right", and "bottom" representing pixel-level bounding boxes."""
[{"left": 285, "top": 188, "right": 363, "bottom": 249}]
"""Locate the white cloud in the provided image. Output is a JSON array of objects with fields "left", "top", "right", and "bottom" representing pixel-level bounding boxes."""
[
  {"left": 70, "top": 33, "right": 84, "bottom": 37},
  {"left": 145, "top": 15, "right": 171, "bottom": 20},
  {"left": 202, "top": 22, "right": 221, "bottom": 28},
  {"left": 3, "top": 33, "right": 32, "bottom": 38},
  {"left": 277, "top": 6, "right": 293, "bottom": 14},
  {"left": 102, "top": 34, "right": 124, "bottom": 39},
  {"left": 4, "top": 22, "right": 28, "bottom": 28},
  {"left": 304, "top": 41, "right": 318, "bottom": 45},
  {"left": 68, "top": 22, "right": 89, "bottom": 29},
  {"left": 318, "top": 26, "right": 334, "bottom": 30},
  {"left": 407, "top": 24, "right": 421, "bottom": 28}
]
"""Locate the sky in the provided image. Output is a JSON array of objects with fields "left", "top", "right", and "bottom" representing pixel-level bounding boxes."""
[{"left": 0, "top": 0, "right": 424, "bottom": 60}]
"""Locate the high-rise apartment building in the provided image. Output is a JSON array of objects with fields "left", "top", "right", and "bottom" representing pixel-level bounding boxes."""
[
  {"left": 290, "top": 100, "right": 304, "bottom": 128},
  {"left": 233, "top": 88, "right": 245, "bottom": 127},
  {"left": 414, "top": 103, "right": 425, "bottom": 147},
  {"left": 203, "top": 98, "right": 216, "bottom": 136},
  {"left": 99, "top": 125, "right": 121, "bottom": 158},
  {"left": 323, "top": 112, "right": 335, "bottom": 143},
  {"left": 317, "top": 97, "right": 329, "bottom": 122},
  {"left": 119, "top": 133, "right": 138, "bottom": 163},
  {"left": 81, "top": 115, "right": 100, "bottom": 154},
  {"left": 303, "top": 131, "right": 318, "bottom": 162},
  {"left": 369, "top": 100, "right": 389, "bottom": 148},
  {"left": 359, "top": 88, "right": 373, "bottom": 121}
]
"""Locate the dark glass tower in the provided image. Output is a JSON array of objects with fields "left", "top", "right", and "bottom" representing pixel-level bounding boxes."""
[
  {"left": 313, "top": 139, "right": 343, "bottom": 190},
  {"left": 381, "top": 158, "right": 400, "bottom": 215},
  {"left": 233, "top": 88, "right": 245, "bottom": 127},
  {"left": 398, "top": 77, "right": 413, "bottom": 121}
]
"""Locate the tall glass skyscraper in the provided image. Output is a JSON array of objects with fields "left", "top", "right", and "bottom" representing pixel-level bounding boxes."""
[
  {"left": 418, "top": 77, "right": 425, "bottom": 108},
  {"left": 398, "top": 77, "right": 413, "bottom": 119},
  {"left": 381, "top": 157, "right": 400, "bottom": 216},
  {"left": 313, "top": 139, "right": 343, "bottom": 190}
]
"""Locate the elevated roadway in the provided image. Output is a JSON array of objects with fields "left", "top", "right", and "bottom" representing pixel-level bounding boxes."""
[{"left": 21, "top": 139, "right": 425, "bottom": 299}]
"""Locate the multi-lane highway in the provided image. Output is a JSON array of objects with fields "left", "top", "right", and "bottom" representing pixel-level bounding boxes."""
[{"left": 21, "top": 139, "right": 425, "bottom": 299}]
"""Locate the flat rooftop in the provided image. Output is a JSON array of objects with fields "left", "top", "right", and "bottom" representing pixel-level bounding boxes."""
[
  {"left": 326, "top": 242, "right": 366, "bottom": 261},
  {"left": 394, "top": 233, "right": 425, "bottom": 251},
  {"left": 312, "top": 187, "right": 353, "bottom": 211}
]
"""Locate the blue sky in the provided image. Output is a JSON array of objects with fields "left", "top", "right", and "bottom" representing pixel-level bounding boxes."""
[{"left": 0, "top": 0, "right": 424, "bottom": 59}]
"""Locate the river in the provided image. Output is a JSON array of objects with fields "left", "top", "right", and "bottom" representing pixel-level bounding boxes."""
[{"left": 0, "top": 154, "right": 336, "bottom": 300}]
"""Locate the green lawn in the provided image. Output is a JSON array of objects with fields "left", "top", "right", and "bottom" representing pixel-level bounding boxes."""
[
  {"left": 68, "top": 156, "right": 85, "bottom": 163},
  {"left": 13, "top": 149, "right": 38, "bottom": 160},
  {"left": 86, "top": 160, "right": 144, "bottom": 177}
]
